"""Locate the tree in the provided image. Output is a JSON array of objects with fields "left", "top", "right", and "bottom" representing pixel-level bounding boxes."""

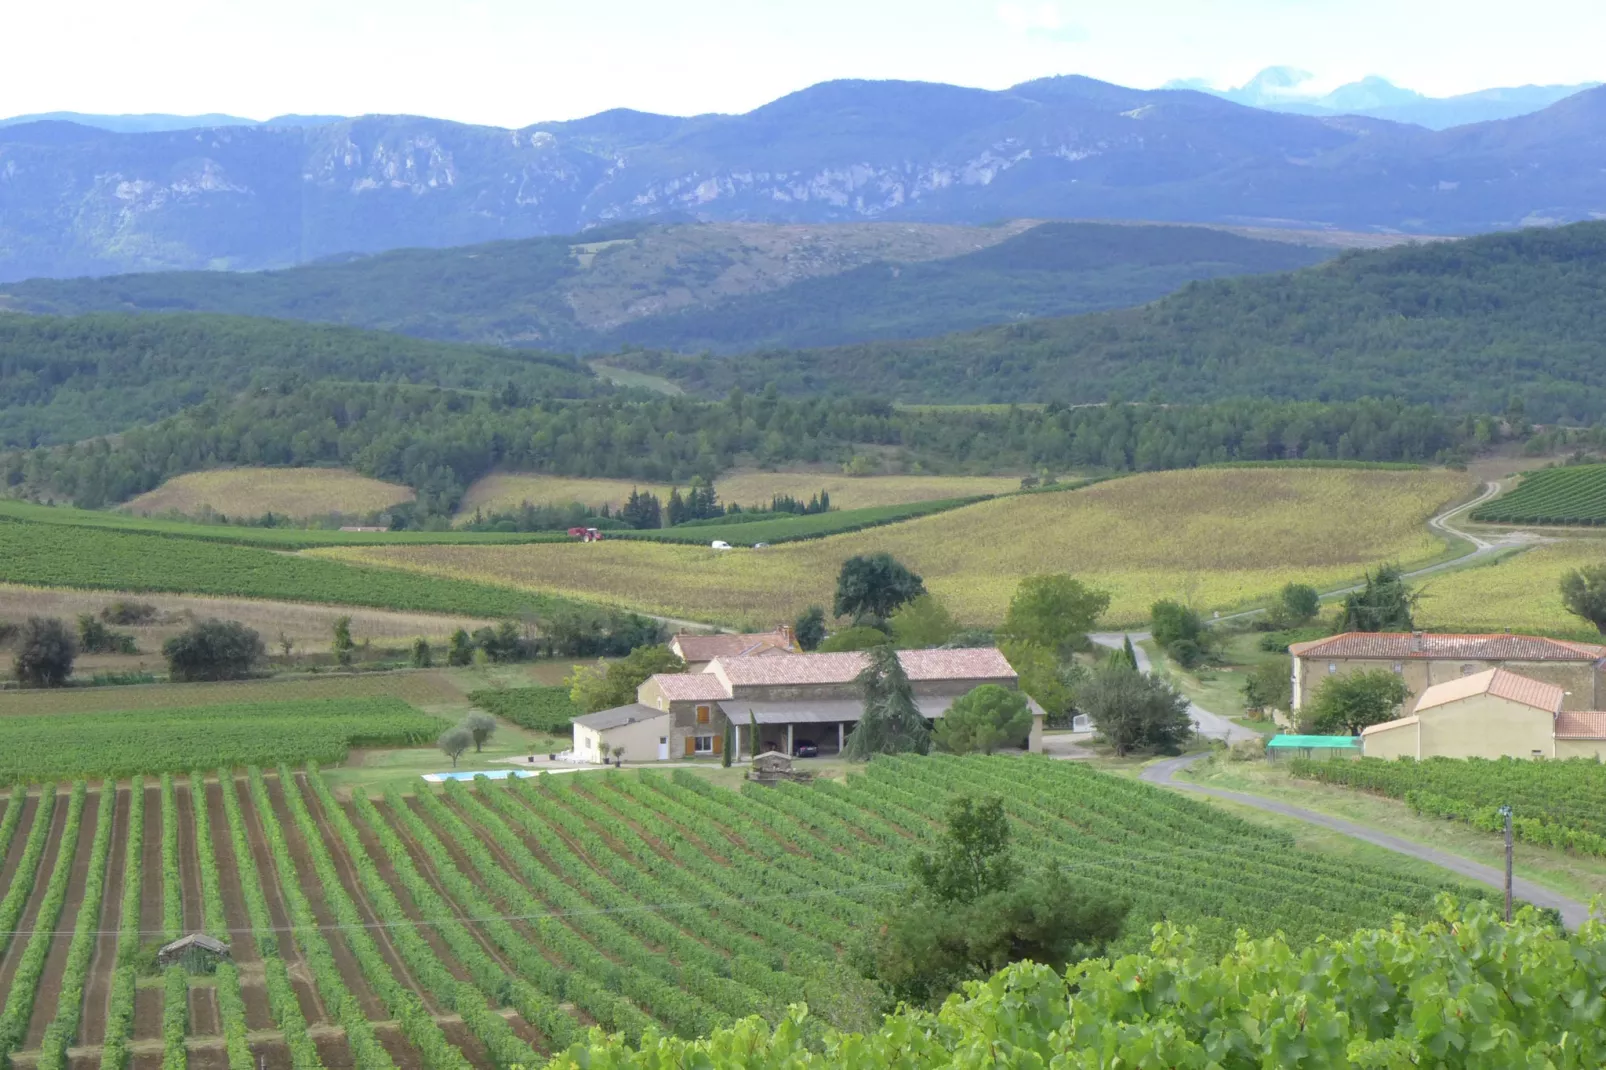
[
  {"left": 842, "top": 644, "right": 931, "bottom": 760},
  {"left": 934, "top": 685, "right": 1033, "bottom": 754},
  {"left": 1243, "top": 661, "right": 1292, "bottom": 715},
  {"left": 1308, "top": 669, "right": 1409, "bottom": 735},
  {"left": 1150, "top": 600, "right": 1204, "bottom": 648},
  {"left": 1080, "top": 662, "right": 1193, "bottom": 757},
  {"left": 834, "top": 554, "right": 926, "bottom": 625},
  {"left": 620, "top": 488, "right": 663, "bottom": 530},
  {"left": 999, "top": 641, "right": 1074, "bottom": 722},
  {"left": 410, "top": 637, "right": 432, "bottom": 668},
  {"left": 999, "top": 575, "right": 1110, "bottom": 658},
  {"left": 1338, "top": 565, "right": 1416, "bottom": 632},
  {"left": 1560, "top": 565, "right": 1606, "bottom": 634},
  {"left": 438, "top": 725, "right": 472, "bottom": 767},
  {"left": 567, "top": 644, "right": 686, "bottom": 713},
  {"left": 818, "top": 626, "right": 892, "bottom": 653},
  {"left": 793, "top": 606, "right": 827, "bottom": 651},
  {"left": 476, "top": 621, "right": 524, "bottom": 662},
  {"left": 865, "top": 795, "right": 1127, "bottom": 1006},
  {"left": 889, "top": 593, "right": 958, "bottom": 649},
  {"left": 331, "top": 616, "right": 355, "bottom": 668},
  {"left": 163, "top": 619, "right": 264, "bottom": 683},
  {"left": 1279, "top": 582, "right": 1322, "bottom": 624},
  {"left": 721, "top": 721, "right": 734, "bottom": 767},
  {"left": 13, "top": 617, "right": 75, "bottom": 688},
  {"left": 77, "top": 613, "right": 134, "bottom": 654},
  {"left": 1102, "top": 635, "right": 1139, "bottom": 671},
  {"left": 462, "top": 712, "right": 497, "bottom": 752},
  {"left": 446, "top": 628, "right": 474, "bottom": 667}
]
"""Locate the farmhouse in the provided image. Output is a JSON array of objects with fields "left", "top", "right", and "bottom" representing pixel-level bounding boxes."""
[
  {"left": 573, "top": 647, "right": 1043, "bottom": 762},
  {"left": 1361, "top": 667, "right": 1606, "bottom": 760},
  {"left": 668, "top": 626, "right": 799, "bottom": 672},
  {"left": 1289, "top": 632, "right": 1606, "bottom": 713}
]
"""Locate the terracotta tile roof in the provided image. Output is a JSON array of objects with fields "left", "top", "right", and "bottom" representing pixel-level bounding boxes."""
[
  {"left": 1361, "top": 714, "right": 1418, "bottom": 736},
  {"left": 711, "top": 647, "right": 1018, "bottom": 689},
  {"left": 1289, "top": 632, "right": 1606, "bottom": 661},
  {"left": 1414, "top": 668, "right": 1565, "bottom": 715},
  {"left": 650, "top": 673, "right": 732, "bottom": 701},
  {"left": 671, "top": 630, "right": 797, "bottom": 662},
  {"left": 1555, "top": 712, "right": 1606, "bottom": 739}
]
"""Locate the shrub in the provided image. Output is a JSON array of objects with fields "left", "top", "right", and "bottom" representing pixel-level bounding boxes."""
[
  {"left": 163, "top": 620, "right": 265, "bottom": 682},
  {"left": 13, "top": 617, "right": 75, "bottom": 688},
  {"left": 1166, "top": 638, "right": 1204, "bottom": 670},
  {"left": 818, "top": 626, "right": 892, "bottom": 653},
  {"left": 99, "top": 600, "right": 158, "bottom": 625}
]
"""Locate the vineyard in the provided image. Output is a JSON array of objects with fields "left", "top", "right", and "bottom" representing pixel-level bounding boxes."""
[
  {"left": 0, "top": 672, "right": 467, "bottom": 717},
  {"left": 1290, "top": 755, "right": 1606, "bottom": 857},
  {"left": 0, "top": 700, "right": 447, "bottom": 785},
  {"left": 122, "top": 468, "right": 416, "bottom": 521},
  {"left": 1472, "top": 465, "right": 1606, "bottom": 525},
  {"left": 0, "top": 756, "right": 1479, "bottom": 1069},
  {"left": 466, "top": 686, "right": 580, "bottom": 733}
]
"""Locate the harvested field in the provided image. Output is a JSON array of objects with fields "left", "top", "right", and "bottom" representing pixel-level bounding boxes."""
[
  {"left": 455, "top": 470, "right": 1020, "bottom": 520},
  {"left": 337, "top": 467, "right": 1475, "bottom": 627},
  {"left": 122, "top": 468, "right": 414, "bottom": 521}
]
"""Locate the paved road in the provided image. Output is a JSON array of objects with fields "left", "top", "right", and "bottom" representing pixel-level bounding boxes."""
[
  {"left": 1089, "top": 632, "right": 1260, "bottom": 743},
  {"left": 1143, "top": 753, "right": 1590, "bottom": 929}
]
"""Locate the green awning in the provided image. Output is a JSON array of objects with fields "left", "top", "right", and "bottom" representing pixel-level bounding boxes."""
[{"left": 1266, "top": 734, "right": 1361, "bottom": 749}]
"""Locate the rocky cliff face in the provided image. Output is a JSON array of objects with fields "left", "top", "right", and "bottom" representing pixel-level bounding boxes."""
[{"left": 2, "top": 76, "right": 1604, "bottom": 280}]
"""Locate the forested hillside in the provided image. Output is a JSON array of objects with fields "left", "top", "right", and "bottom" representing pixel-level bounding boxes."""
[
  {"left": 0, "top": 221, "right": 1338, "bottom": 353},
  {"left": 0, "top": 312, "right": 600, "bottom": 447},
  {"left": 612, "top": 222, "right": 1606, "bottom": 421}
]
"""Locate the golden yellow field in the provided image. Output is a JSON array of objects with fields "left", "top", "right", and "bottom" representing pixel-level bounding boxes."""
[
  {"left": 1415, "top": 539, "right": 1606, "bottom": 637},
  {"left": 323, "top": 468, "right": 1473, "bottom": 628},
  {"left": 122, "top": 467, "right": 414, "bottom": 519},
  {"left": 455, "top": 471, "right": 1020, "bottom": 519}
]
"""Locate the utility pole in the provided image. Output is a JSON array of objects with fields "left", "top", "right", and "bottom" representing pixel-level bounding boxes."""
[{"left": 1499, "top": 804, "right": 1514, "bottom": 922}]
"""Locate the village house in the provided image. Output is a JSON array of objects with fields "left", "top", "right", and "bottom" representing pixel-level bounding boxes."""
[
  {"left": 571, "top": 647, "right": 1043, "bottom": 763},
  {"left": 1361, "top": 667, "right": 1606, "bottom": 760},
  {"left": 668, "top": 627, "right": 799, "bottom": 672},
  {"left": 1288, "top": 632, "right": 1606, "bottom": 713}
]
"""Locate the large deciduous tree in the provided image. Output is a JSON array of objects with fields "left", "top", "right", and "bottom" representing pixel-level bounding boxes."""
[
  {"left": 792, "top": 605, "right": 827, "bottom": 651},
  {"left": 1561, "top": 565, "right": 1606, "bottom": 634},
  {"left": 889, "top": 593, "right": 958, "bottom": 649},
  {"left": 13, "top": 617, "right": 76, "bottom": 689},
  {"left": 1307, "top": 669, "right": 1409, "bottom": 735},
  {"left": 1000, "top": 575, "right": 1110, "bottom": 658},
  {"left": 834, "top": 553, "right": 926, "bottom": 625},
  {"left": 566, "top": 644, "right": 686, "bottom": 713},
  {"left": 1080, "top": 662, "right": 1193, "bottom": 757},
  {"left": 163, "top": 619, "right": 264, "bottom": 682},
  {"left": 843, "top": 643, "right": 930, "bottom": 760}
]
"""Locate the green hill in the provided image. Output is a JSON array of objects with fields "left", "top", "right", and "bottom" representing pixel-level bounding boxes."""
[
  {"left": 609, "top": 221, "right": 1606, "bottom": 422},
  {"left": 0, "top": 220, "right": 1339, "bottom": 354},
  {"left": 0, "top": 312, "right": 601, "bottom": 447}
]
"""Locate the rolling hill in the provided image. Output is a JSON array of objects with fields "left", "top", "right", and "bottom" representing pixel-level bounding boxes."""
[
  {"left": 2, "top": 75, "right": 1605, "bottom": 279},
  {"left": 0, "top": 220, "right": 1347, "bottom": 352},
  {"left": 610, "top": 221, "right": 1606, "bottom": 422}
]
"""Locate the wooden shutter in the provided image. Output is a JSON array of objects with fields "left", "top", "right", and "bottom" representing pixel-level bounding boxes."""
[
  {"left": 712, "top": 733, "right": 723, "bottom": 755},
  {"left": 685, "top": 736, "right": 696, "bottom": 757},
  {"left": 697, "top": 705, "right": 710, "bottom": 724}
]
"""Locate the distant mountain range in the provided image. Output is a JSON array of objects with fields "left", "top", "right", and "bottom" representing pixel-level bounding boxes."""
[
  {"left": 3, "top": 75, "right": 1606, "bottom": 280},
  {"left": 1166, "top": 68, "right": 1599, "bottom": 130},
  {"left": 0, "top": 112, "right": 344, "bottom": 133},
  {"left": 0, "top": 219, "right": 1363, "bottom": 352}
]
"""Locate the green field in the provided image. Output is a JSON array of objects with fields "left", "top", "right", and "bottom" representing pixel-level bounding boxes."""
[
  {"left": 466, "top": 685, "right": 580, "bottom": 733},
  {"left": 1473, "top": 464, "right": 1606, "bottom": 525},
  {"left": 0, "top": 518, "right": 572, "bottom": 617},
  {"left": 0, "top": 699, "right": 446, "bottom": 784}
]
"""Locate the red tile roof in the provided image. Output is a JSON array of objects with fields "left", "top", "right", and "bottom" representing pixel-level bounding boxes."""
[
  {"left": 1414, "top": 668, "right": 1565, "bottom": 715},
  {"left": 650, "top": 673, "right": 732, "bottom": 701},
  {"left": 1555, "top": 712, "right": 1606, "bottom": 739},
  {"left": 670, "top": 630, "right": 797, "bottom": 662},
  {"left": 1289, "top": 632, "right": 1606, "bottom": 662},
  {"left": 711, "top": 647, "right": 1017, "bottom": 689}
]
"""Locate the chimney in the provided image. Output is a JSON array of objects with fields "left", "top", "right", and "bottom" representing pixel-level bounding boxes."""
[
  {"left": 778, "top": 623, "right": 796, "bottom": 649},
  {"left": 1410, "top": 631, "right": 1424, "bottom": 653}
]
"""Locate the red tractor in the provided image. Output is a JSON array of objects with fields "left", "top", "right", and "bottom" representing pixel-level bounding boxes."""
[{"left": 567, "top": 526, "right": 604, "bottom": 542}]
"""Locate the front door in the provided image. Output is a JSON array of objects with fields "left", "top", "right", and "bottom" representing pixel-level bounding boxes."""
[{"left": 657, "top": 736, "right": 669, "bottom": 761}]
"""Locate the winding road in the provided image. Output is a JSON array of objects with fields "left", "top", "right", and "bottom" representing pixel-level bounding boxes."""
[{"left": 1141, "top": 753, "right": 1590, "bottom": 929}]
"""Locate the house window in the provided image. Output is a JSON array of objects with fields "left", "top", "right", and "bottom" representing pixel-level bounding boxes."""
[
  {"left": 694, "top": 735, "right": 714, "bottom": 755},
  {"left": 1327, "top": 662, "right": 1337, "bottom": 674},
  {"left": 1391, "top": 663, "right": 1403, "bottom": 673},
  {"left": 696, "top": 705, "right": 711, "bottom": 724}
]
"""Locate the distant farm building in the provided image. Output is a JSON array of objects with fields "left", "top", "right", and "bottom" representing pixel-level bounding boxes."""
[
  {"left": 1362, "top": 667, "right": 1606, "bottom": 760},
  {"left": 158, "top": 933, "right": 231, "bottom": 970},
  {"left": 1289, "top": 632, "right": 1606, "bottom": 713},
  {"left": 574, "top": 647, "right": 1043, "bottom": 763},
  {"left": 669, "top": 626, "right": 800, "bottom": 672}
]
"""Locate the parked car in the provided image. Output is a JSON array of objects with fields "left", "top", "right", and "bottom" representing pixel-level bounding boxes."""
[
  {"left": 711, "top": 540, "right": 732, "bottom": 550},
  {"left": 793, "top": 739, "right": 819, "bottom": 758}
]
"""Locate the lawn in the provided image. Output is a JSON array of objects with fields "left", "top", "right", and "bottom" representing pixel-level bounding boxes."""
[
  {"left": 1142, "top": 633, "right": 1283, "bottom": 734},
  {"left": 321, "top": 467, "right": 1473, "bottom": 628}
]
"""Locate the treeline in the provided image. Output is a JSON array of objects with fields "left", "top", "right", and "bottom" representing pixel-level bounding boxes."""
[
  {"left": 0, "top": 311, "right": 605, "bottom": 449},
  {"left": 609, "top": 221, "right": 1606, "bottom": 422},
  {"left": 3, "top": 383, "right": 1484, "bottom": 518}
]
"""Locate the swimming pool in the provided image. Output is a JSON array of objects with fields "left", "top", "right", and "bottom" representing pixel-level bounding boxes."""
[{"left": 420, "top": 769, "right": 541, "bottom": 783}]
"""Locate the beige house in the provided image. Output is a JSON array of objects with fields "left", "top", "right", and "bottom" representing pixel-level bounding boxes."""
[
  {"left": 1362, "top": 668, "right": 1606, "bottom": 760},
  {"left": 1289, "top": 632, "right": 1606, "bottom": 713},
  {"left": 573, "top": 647, "right": 1044, "bottom": 763},
  {"left": 668, "top": 627, "right": 799, "bottom": 672}
]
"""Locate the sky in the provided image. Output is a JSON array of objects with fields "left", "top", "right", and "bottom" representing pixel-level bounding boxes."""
[{"left": 2, "top": 0, "right": 1602, "bottom": 127}]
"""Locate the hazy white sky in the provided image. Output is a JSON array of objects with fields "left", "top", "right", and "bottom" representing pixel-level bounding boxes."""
[{"left": 2, "top": 0, "right": 1601, "bottom": 127}]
